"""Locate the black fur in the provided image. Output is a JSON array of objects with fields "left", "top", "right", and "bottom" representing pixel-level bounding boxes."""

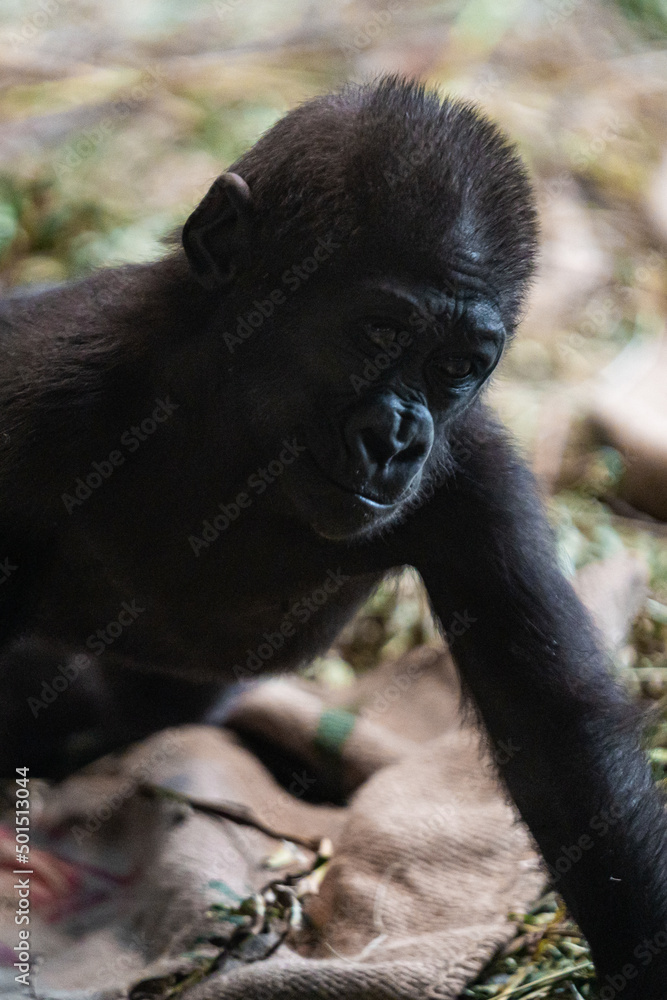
[{"left": 1, "top": 77, "right": 666, "bottom": 995}]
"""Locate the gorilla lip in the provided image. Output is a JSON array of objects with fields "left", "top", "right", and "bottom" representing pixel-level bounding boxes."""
[{"left": 309, "top": 457, "right": 404, "bottom": 509}]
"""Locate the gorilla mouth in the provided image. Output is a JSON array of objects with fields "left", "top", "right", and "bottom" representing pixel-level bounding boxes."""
[
  {"left": 310, "top": 455, "right": 405, "bottom": 508},
  {"left": 331, "top": 477, "right": 395, "bottom": 507}
]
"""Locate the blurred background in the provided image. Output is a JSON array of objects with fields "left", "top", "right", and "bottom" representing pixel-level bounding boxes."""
[{"left": 2, "top": 1, "right": 667, "bottom": 995}]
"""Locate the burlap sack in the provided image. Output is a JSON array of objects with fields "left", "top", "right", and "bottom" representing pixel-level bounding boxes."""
[{"left": 0, "top": 553, "right": 645, "bottom": 1000}]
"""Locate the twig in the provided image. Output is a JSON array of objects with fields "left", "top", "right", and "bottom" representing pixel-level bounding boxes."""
[
  {"left": 495, "top": 964, "right": 532, "bottom": 998},
  {"left": 499, "top": 961, "right": 594, "bottom": 998},
  {"left": 137, "top": 783, "right": 321, "bottom": 851}
]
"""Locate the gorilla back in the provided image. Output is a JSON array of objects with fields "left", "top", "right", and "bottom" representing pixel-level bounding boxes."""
[{"left": 1, "top": 77, "right": 667, "bottom": 996}]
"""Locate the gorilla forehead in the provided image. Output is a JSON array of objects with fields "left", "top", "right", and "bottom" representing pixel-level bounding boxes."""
[{"left": 232, "top": 75, "right": 537, "bottom": 321}]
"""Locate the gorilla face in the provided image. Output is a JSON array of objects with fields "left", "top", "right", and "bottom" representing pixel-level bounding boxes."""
[{"left": 274, "top": 277, "right": 506, "bottom": 541}]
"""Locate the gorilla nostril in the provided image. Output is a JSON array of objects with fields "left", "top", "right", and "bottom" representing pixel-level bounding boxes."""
[
  {"left": 360, "top": 427, "right": 399, "bottom": 466},
  {"left": 343, "top": 392, "right": 434, "bottom": 487},
  {"left": 398, "top": 439, "right": 427, "bottom": 464}
]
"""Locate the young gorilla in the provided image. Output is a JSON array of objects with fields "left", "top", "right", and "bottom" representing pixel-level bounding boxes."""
[{"left": 1, "top": 77, "right": 666, "bottom": 993}]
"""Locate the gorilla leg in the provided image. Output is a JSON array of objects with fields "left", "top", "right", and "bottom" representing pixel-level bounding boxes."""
[{"left": 0, "top": 638, "right": 221, "bottom": 779}]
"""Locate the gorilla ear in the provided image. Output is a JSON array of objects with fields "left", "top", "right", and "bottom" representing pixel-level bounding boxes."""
[{"left": 182, "top": 172, "right": 253, "bottom": 290}]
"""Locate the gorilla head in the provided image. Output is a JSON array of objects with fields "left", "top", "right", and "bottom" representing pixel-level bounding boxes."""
[{"left": 182, "top": 77, "right": 537, "bottom": 541}]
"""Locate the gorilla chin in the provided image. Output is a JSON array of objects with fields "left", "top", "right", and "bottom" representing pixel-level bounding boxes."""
[
  {"left": 310, "top": 493, "right": 399, "bottom": 543},
  {"left": 287, "top": 454, "right": 415, "bottom": 542}
]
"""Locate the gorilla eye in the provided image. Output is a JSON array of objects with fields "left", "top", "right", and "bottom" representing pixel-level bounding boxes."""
[
  {"left": 426, "top": 353, "right": 480, "bottom": 396},
  {"left": 441, "top": 357, "right": 473, "bottom": 380},
  {"left": 363, "top": 322, "right": 398, "bottom": 351}
]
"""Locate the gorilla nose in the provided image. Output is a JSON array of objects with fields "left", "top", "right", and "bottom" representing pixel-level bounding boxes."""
[{"left": 343, "top": 392, "right": 434, "bottom": 502}]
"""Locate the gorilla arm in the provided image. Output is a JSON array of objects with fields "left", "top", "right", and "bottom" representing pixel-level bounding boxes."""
[{"left": 403, "top": 409, "right": 667, "bottom": 995}]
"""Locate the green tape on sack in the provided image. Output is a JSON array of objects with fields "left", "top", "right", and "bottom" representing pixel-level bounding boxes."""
[{"left": 314, "top": 708, "right": 356, "bottom": 755}]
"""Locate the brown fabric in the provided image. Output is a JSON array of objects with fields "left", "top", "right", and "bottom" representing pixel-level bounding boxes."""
[{"left": 0, "top": 555, "right": 646, "bottom": 1000}]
